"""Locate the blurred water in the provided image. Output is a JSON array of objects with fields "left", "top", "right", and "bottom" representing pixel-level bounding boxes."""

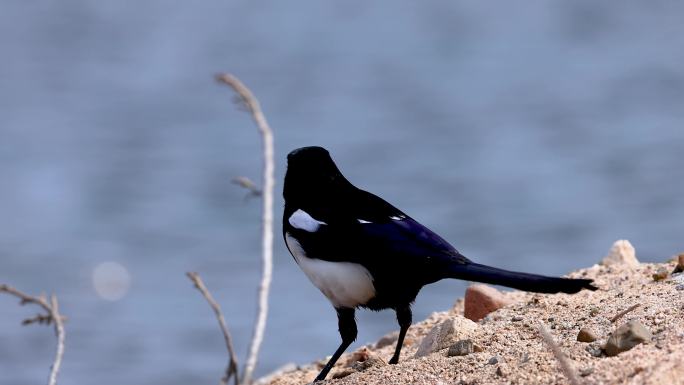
[{"left": 1, "top": 1, "right": 683, "bottom": 384}]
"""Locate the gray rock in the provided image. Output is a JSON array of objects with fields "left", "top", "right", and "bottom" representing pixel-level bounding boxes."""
[
  {"left": 447, "top": 339, "right": 474, "bottom": 357},
  {"left": 487, "top": 356, "right": 499, "bottom": 365},
  {"left": 585, "top": 344, "right": 603, "bottom": 357},
  {"left": 577, "top": 327, "right": 598, "bottom": 343},
  {"left": 605, "top": 321, "right": 652, "bottom": 356},
  {"left": 414, "top": 317, "right": 477, "bottom": 358}
]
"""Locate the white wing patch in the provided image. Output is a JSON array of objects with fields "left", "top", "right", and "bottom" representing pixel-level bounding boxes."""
[
  {"left": 357, "top": 219, "right": 371, "bottom": 224},
  {"left": 285, "top": 233, "right": 376, "bottom": 308},
  {"left": 390, "top": 215, "right": 406, "bottom": 221},
  {"left": 289, "top": 209, "right": 326, "bottom": 232}
]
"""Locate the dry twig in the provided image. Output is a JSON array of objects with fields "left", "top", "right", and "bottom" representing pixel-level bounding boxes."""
[
  {"left": 231, "top": 176, "right": 262, "bottom": 198},
  {"left": 187, "top": 272, "right": 239, "bottom": 385},
  {"left": 0, "top": 284, "right": 66, "bottom": 385},
  {"left": 216, "top": 73, "right": 274, "bottom": 384},
  {"left": 538, "top": 322, "right": 581, "bottom": 385},
  {"left": 610, "top": 303, "right": 640, "bottom": 323}
]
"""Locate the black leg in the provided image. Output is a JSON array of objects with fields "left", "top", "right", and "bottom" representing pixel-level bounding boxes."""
[
  {"left": 389, "top": 306, "right": 412, "bottom": 364},
  {"left": 314, "top": 307, "right": 357, "bottom": 382}
]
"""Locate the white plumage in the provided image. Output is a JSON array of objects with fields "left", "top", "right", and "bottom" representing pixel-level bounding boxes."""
[
  {"left": 288, "top": 209, "right": 327, "bottom": 232},
  {"left": 285, "top": 233, "right": 375, "bottom": 308}
]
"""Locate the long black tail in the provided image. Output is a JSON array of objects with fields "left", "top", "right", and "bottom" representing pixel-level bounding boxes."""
[{"left": 449, "top": 262, "right": 597, "bottom": 294}]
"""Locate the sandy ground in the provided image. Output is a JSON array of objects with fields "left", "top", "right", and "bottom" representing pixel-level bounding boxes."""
[{"left": 263, "top": 259, "right": 684, "bottom": 385}]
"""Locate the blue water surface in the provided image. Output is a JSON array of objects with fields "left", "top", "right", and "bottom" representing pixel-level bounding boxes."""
[{"left": 1, "top": 2, "right": 683, "bottom": 384}]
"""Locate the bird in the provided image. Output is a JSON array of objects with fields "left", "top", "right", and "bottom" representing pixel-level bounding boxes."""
[{"left": 282, "top": 146, "right": 597, "bottom": 382}]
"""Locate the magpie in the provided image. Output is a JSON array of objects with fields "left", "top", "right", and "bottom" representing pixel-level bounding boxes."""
[{"left": 283, "top": 146, "right": 596, "bottom": 382}]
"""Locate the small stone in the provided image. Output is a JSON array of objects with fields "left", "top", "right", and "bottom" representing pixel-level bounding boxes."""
[
  {"left": 579, "top": 367, "right": 594, "bottom": 377},
  {"left": 673, "top": 254, "right": 684, "bottom": 274},
  {"left": 464, "top": 284, "right": 511, "bottom": 322},
  {"left": 496, "top": 365, "right": 508, "bottom": 377},
  {"left": 676, "top": 285, "right": 684, "bottom": 291},
  {"left": 605, "top": 321, "right": 652, "bottom": 356},
  {"left": 487, "top": 356, "right": 499, "bottom": 365},
  {"left": 601, "top": 240, "right": 639, "bottom": 268},
  {"left": 346, "top": 347, "right": 371, "bottom": 365},
  {"left": 585, "top": 344, "right": 603, "bottom": 357},
  {"left": 473, "top": 344, "right": 484, "bottom": 353},
  {"left": 511, "top": 316, "right": 523, "bottom": 322},
  {"left": 653, "top": 267, "right": 669, "bottom": 281},
  {"left": 520, "top": 353, "right": 530, "bottom": 363},
  {"left": 447, "top": 339, "right": 474, "bottom": 357},
  {"left": 589, "top": 307, "right": 600, "bottom": 317},
  {"left": 577, "top": 328, "right": 598, "bottom": 343},
  {"left": 351, "top": 357, "right": 386, "bottom": 371},
  {"left": 414, "top": 317, "right": 478, "bottom": 358}
]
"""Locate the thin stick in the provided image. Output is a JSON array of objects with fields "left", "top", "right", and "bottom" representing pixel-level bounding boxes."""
[
  {"left": 610, "top": 303, "right": 639, "bottom": 323},
  {"left": 216, "top": 73, "right": 274, "bottom": 385},
  {"left": 187, "top": 272, "right": 239, "bottom": 385},
  {"left": 1, "top": 284, "right": 66, "bottom": 385},
  {"left": 538, "top": 322, "right": 581, "bottom": 385},
  {"left": 232, "top": 176, "right": 262, "bottom": 198}
]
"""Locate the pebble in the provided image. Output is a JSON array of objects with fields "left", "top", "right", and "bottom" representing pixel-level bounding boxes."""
[
  {"left": 464, "top": 284, "right": 511, "bottom": 322},
  {"left": 676, "top": 285, "right": 684, "bottom": 291},
  {"left": 579, "top": 367, "right": 594, "bottom": 377},
  {"left": 447, "top": 339, "right": 474, "bottom": 357},
  {"left": 652, "top": 267, "right": 669, "bottom": 281},
  {"left": 347, "top": 347, "right": 371, "bottom": 364},
  {"left": 414, "top": 317, "right": 478, "bottom": 358},
  {"left": 511, "top": 316, "right": 523, "bottom": 322},
  {"left": 577, "top": 327, "right": 598, "bottom": 343},
  {"left": 605, "top": 321, "right": 653, "bottom": 356},
  {"left": 585, "top": 344, "right": 603, "bottom": 357},
  {"left": 487, "top": 356, "right": 499, "bottom": 365},
  {"left": 351, "top": 357, "right": 386, "bottom": 371},
  {"left": 601, "top": 240, "right": 639, "bottom": 268},
  {"left": 589, "top": 307, "right": 600, "bottom": 317}
]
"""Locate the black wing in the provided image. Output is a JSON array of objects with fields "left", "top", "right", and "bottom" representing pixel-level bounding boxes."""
[{"left": 287, "top": 190, "right": 470, "bottom": 269}]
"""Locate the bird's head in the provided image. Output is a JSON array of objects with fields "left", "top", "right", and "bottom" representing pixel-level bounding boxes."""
[{"left": 283, "top": 146, "right": 353, "bottom": 207}]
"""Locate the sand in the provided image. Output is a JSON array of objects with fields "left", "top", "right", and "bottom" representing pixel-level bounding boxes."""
[{"left": 264, "top": 259, "right": 684, "bottom": 385}]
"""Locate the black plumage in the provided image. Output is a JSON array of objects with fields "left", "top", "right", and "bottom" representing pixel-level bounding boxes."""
[{"left": 283, "top": 146, "right": 596, "bottom": 382}]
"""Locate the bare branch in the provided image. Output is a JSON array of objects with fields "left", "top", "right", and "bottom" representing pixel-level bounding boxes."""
[
  {"left": 231, "top": 176, "right": 262, "bottom": 198},
  {"left": 1, "top": 284, "right": 66, "bottom": 385},
  {"left": 216, "top": 73, "right": 274, "bottom": 385},
  {"left": 610, "top": 303, "right": 639, "bottom": 323},
  {"left": 538, "top": 322, "right": 581, "bottom": 385},
  {"left": 187, "top": 272, "right": 239, "bottom": 385}
]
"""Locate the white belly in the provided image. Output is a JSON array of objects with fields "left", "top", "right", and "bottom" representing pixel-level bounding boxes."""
[{"left": 285, "top": 233, "right": 376, "bottom": 308}]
